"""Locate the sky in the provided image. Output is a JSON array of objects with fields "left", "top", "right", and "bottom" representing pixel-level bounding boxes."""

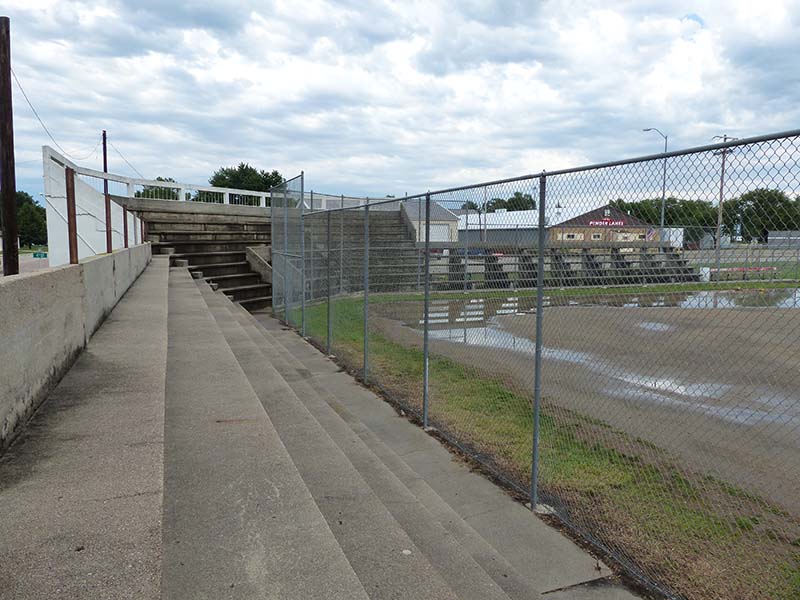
[{"left": 4, "top": 0, "right": 800, "bottom": 202}]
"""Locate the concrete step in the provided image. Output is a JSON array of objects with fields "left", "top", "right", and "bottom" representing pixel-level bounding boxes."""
[
  {"left": 237, "top": 296, "right": 272, "bottom": 312},
  {"left": 204, "top": 272, "right": 262, "bottom": 289},
  {"left": 163, "top": 268, "right": 368, "bottom": 600},
  {"left": 189, "top": 261, "right": 251, "bottom": 277},
  {"left": 148, "top": 231, "right": 270, "bottom": 243},
  {"left": 249, "top": 311, "right": 637, "bottom": 597},
  {"left": 198, "top": 286, "right": 465, "bottom": 600},
  {"left": 154, "top": 241, "right": 265, "bottom": 254},
  {"left": 222, "top": 283, "right": 271, "bottom": 302},
  {"left": 226, "top": 301, "right": 526, "bottom": 600},
  {"left": 238, "top": 296, "right": 271, "bottom": 312},
  {"left": 169, "top": 251, "right": 246, "bottom": 266},
  {"left": 142, "top": 213, "right": 269, "bottom": 227}
]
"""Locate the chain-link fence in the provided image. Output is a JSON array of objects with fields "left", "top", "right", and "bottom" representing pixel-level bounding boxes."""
[{"left": 271, "top": 130, "right": 800, "bottom": 600}]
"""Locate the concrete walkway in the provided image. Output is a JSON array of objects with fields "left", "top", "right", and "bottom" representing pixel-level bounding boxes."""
[{"left": 0, "top": 257, "right": 169, "bottom": 599}]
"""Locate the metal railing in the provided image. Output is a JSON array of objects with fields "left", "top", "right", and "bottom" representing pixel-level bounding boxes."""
[
  {"left": 42, "top": 146, "right": 278, "bottom": 266},
  {"left": 272, "top": 129, "right": 800, "bottom": 600}
]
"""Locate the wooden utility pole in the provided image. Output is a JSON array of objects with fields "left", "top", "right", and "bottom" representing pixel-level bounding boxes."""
[
  {"left": 102, "top": 129, "right": 112, "bottom": 253},
  {"left": 0, "top": 16, "right": 19, "bottom": 276}
]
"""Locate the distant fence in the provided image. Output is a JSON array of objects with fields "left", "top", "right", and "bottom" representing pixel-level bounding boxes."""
[{"left": 273, "top": 130, "right": 800, "bottom": 600}]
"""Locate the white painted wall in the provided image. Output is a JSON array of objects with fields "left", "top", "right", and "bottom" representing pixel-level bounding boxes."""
[{"left": 44, "top": 151, "right": 141, "bottom": 267}]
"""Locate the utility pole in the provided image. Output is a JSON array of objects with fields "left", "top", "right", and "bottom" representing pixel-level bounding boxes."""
[
  {"left": 643, "top": 128, "right": 668, "bottom": 244},
  {"left": 102, "top": 129, "right": 112, "bottom": 253},
  {"left": 1, "top": 16, "right": 19, "bottom": 276},
  {"left": 713, "top": 134, "right": 736, "bottom": 278}
]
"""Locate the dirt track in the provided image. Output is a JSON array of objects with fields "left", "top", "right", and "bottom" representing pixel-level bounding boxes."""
[{"left": 372, "top": 296, "right": 800, "bottom": 514}]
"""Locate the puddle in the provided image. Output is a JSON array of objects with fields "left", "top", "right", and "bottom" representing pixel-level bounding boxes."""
[
  {"left": 419, "top": 323, "right": 800, "bottom": 428},
  {"left": 638, "top": 322, "right": 673, "bottom": 332}
]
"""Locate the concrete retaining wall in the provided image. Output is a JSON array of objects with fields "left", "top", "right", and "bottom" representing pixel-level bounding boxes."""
[
  {"left": 246, "top": 245, "right": 272, "bottom": 284},
  {"left": 0, "top": 243, "right": 152, "bottom": 450}
]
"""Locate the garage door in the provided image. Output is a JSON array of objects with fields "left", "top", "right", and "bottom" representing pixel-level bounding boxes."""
[{"left": 429, "top": 224, "right": 451, "bottom": 241}]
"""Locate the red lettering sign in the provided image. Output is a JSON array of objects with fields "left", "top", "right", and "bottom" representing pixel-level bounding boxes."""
[{"left": 588, "top": 219, "right": 625, "bottom": 226}]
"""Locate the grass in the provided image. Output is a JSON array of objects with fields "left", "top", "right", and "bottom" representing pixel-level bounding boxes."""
[
  {"left": 0, "top": 245, "right": 48, "bottom": 256},
  {"left": 291, "top": 293, "right": 800, "bottom": 600}
]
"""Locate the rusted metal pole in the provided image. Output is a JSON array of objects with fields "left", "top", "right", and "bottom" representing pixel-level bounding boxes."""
[
  {"left": 65, "top": 167, "right": 78, "bottom": 264},
  {"left": 0, "top": 16, "right": 19, "bottom": 276},
  {"left": 102, "top": 129, "right": 112, "bottom": 253}
]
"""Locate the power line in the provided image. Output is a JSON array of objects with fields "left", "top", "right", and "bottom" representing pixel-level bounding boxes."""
[
  {"left": 107, "top": 139, "right": 145, "bottom": 179},
  {"left": 10, "top": 66, "right": 101, "bottom": 161}
]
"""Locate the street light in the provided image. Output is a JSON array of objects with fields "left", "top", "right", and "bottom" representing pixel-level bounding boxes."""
[{"left": 643, "top": 128, "right": 668, "bottom": 245}]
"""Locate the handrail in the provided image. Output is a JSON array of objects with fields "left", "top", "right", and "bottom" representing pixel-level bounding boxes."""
[{"left": 43, "top": 146, "right": 272, "bottom": 201}]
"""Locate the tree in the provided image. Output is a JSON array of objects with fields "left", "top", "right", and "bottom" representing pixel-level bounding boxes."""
[
  {"left": 209, "top": 163, "right": 283, "bottom": 192},
  {"left": 136, "top": 176, "right": 179, "bottom": 200},
  {"left": 485, "top": 193, "right": 535, "bottom": 213},
  {"left": 723, "top": 188, "right": 800, "bottom": 244},
  {"left": 506, "top": 192, "right": 535, "bottom": 212},
  {"left": 611, "top": 197, "right": 717, "bottom": 244},
  {"left": 12, "top": 191, "right": 47, "bottom": 247},
  {"left": 461, "top": 201, "right": 479, "bottom": 210}
]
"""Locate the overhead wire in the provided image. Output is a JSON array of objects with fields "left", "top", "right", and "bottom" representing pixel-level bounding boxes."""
[
  {"left": 107, "top": 140, "right": 145, "bottom": 179},
  {"left": 10, "top": 67, "right": 101, "bottom": 161}
]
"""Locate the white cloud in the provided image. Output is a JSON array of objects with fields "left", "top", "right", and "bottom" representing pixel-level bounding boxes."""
[{"left": 4, "top": 0, "right": 800, "bottom": 201}]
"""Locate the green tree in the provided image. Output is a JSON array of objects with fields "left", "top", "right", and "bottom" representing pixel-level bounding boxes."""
[
  {"left": 461, "top": 201, "right": 479, "bottom": 210},
  {"left": 611, "top": 197, "right": 717, "bottom": 244},
  {"left": 506, "top": 192, "right": 535, "bottom": 211},
  {"left": 12, "top": 191, "right": 47, "bottom": 247},
  {"left": 485, "top": 193, "right": 535, "bottom": 213},
  {"left": 135, "top": 176, "right": 179, "bottom": 200},
  {"left": 209, "top": 163, "right": 283, "bottom": 192},
  {"left": 723, "top": 188, "right": 800, "bottom": 243}
]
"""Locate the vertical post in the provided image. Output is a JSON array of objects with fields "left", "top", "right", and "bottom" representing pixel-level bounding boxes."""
[
  {"left": 309, "top": 191, "right": 315, "bottom": 303},
  {"left": 326, "top": 209, "right": 332, "bottom": 354},
  {"left": 123, "top": 205, "right": 129, "bottom": 248},
  {"left": 363, "top": 203, "right": 370, "bottom": 382},
  {"left": 464, "top": 206, "right": 469, "bottom": 293},
  {"left": 531, "top": 173, "right": 547, "bottom": 509},
  {"left": 283, "top": 186, "right": 289, "bottom": 324},
  {"left": 715, "top": 135, "right": 729, "bottom": 278},
  {"left": 340, "top": 194, "right": 344, "bottom": 293},
  {"left": 65, "top": 167, "right": 78, "bottom": 265},
  {"left": 0, "top": 16, "right": 19, "bottom": 276},
  {"left": 127, "top": 182, "right": 134, "bottom": 246},
  {"left": 659, "top": 135, "right": 668, "bottom": 244},
  {"left": 422, "top": 193, "right": 432, "bottom": 428},
  {"left": 300, "top": 172, "right": 306, "bottom": 335},
  {"left": 102, "top": 130, "right": 112, "bottom": 253}
]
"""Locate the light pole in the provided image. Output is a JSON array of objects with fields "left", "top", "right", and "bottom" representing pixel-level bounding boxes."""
[{"left": 643, "top": 128, "right": 668, "bottom": 246}]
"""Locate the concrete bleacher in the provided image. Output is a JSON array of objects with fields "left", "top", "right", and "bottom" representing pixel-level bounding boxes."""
[{"left": 0, "top": 258, "right": 641, "bottom": 599}]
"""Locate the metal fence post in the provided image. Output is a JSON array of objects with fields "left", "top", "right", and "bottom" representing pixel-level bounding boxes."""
[
  {"left": 284, "top": 186, "right": 289, "bottom": 324},
  {"left": 300, "top": 174, "right": 306, "bottom": 335},
  {"left": 340, "top": 194, "right": 344, "bottom": 294},
  {"left": 423, "top": 193, "right": 432, "bottom": 428},
  {"left": 531, "top": 173, "right": 547, "bottom": 509},
  {"left": 327, "top": 209, "right": 332, "bottom": 355},
  {"left": 309, "top": 191, "right": 315, "bottom": 303},
  {"left": 363, "top": 203, "right": 370, "bottom": 382}
]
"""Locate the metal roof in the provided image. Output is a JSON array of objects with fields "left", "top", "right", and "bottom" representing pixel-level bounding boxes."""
[{"left": 402, "top": 198, "right": 459, "bottom": 221}]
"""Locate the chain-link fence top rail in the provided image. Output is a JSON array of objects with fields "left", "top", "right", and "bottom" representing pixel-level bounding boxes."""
[{"left": 271, "top": 130, "right": 800, "bottom": 600}]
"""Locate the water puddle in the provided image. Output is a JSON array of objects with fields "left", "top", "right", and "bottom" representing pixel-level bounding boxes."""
[{"left": 419, "top": 323, "right": 800, "bottom": 428}]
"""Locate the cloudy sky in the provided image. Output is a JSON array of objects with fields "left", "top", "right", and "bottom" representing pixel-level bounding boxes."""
[{"left": 5, "top": 0, "right": 800, "bottom": 201}]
